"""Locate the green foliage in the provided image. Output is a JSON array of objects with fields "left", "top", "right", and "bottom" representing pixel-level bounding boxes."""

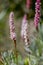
[
  {"left": 24, "top": 58, "right": 29, "bottom": 65},
  {"left": 1, "top": 50, "right": 23, "bottom": 65},
  {"left": 23, "top": 23, "right": 43, "bottom": 65},
  {"left": 0, "top": 62, "right": 3, "bottom": 65}
]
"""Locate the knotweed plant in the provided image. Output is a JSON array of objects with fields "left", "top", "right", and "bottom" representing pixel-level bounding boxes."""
[
  {"left": 21, "top": 0, "right": 32, "bottom": 54},
  {"left": 25, "top": 0, "right": 32, "bottom": 16},
  {"left": 34, "top": 0, "right": 41, "bottom": 31},
  {"left": 21, "top": 14, "right": 32, "bottom": 54},
  {"left": 9, "top": 12, "right": 16, "bottom": 46},
  {"left": 21, "top": 0, "right": 31, "bottom": 47},
  {"left": 26, "top": 0, "right": 31, "bottom": 9},
  {"left": 21, "top": 14, "right": 30, "bottom": 47},
  {"left": 9, "top": 11, "right": 17, "bottom": 58},
  {"left": 9, "top": 11, "right": 18, "bottom": 65}
]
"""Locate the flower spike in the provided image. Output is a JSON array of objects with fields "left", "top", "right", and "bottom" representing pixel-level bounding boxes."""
[{"left": 9, "top": 12, "right": 16, "bottom": 40}]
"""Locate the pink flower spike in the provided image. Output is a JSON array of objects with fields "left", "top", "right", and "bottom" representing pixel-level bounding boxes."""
[
  {"left": 21, "top": 14, "right": 29, "bottom": 46},
  {"left": 37, "top": 0, "right": 40, "bottom": 2},
  {"left": 34, "top": 0, "right": 41, "bottom": 30},
  {"left": 26, "top": 0, "right": 31, "bottom": 9},
  {"left": 21, "top": 14, "right": 27, "bottom": 39},
  {"left": 9, "top": 12, "right": 16, "bottom": 40}
]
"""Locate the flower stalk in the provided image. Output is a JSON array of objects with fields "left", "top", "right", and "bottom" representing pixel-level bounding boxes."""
[
  {"left": 34, "top": 0, "right": 41, "bottom": 31},
  {"left": 21, "top": 14, "right": 30, "bottom": 47},
  {"left": 9, "top": 12, "right": 18, "bottom": 65},
  {"left": 26, "top": 0, "right": 31, "bottom": 9},
  {"left": 9, "top": 11, "right": 17, "bottom": 48}
]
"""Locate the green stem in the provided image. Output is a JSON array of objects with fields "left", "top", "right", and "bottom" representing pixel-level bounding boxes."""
[{"left": 14, "top": 40, "right": 18, "bottom": 65}]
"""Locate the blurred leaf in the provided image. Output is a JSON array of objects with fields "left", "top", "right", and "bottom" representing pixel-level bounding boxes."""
[{"left": 0, "top": 10, "right": 7, "bottom": 20}]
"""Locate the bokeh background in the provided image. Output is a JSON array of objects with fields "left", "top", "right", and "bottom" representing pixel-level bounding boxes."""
[{"left": 0, "top": 0, "right": 43, "bottom": 57}]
